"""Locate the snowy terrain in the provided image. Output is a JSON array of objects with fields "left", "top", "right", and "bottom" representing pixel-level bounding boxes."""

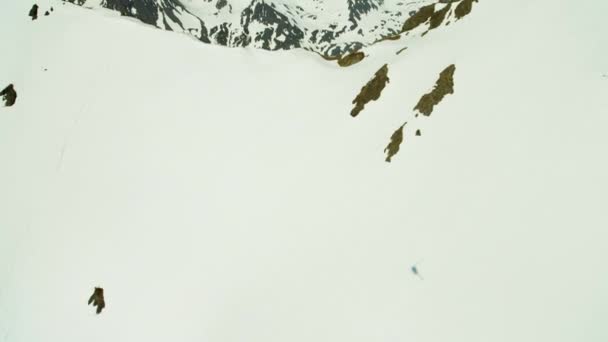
[{"left": 1, "top": 0, "right": 608, "bottom": 341}]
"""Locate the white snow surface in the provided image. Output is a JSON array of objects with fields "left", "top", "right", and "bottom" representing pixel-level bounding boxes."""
[{"left": 1, "top": 1, "right": 608, "bottom": 341}]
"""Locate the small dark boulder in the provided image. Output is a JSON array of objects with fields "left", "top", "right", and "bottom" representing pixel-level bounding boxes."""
[
  {"left": 88, "top": 287, "right": 106, "bottom": 314},
  {"left": 1, "top": 84, "right": 17, "bottom": 107},
  {"left": 29, "top": 4, "right": 39, "bottom": 20},
  {"left": 416, "top": 129, "right": 422, "bottom": 136},
  {"left": 216, "top": 0, "right": 227, "bottom": 10},
  {"left": 44, "top": 10, "right": 49, "bottom": 16}
]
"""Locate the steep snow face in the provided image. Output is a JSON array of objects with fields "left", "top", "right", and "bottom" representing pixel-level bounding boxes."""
[
  {"left": 2, "top": 0, "right": 608, "bottom": 342},
  {"left": 64, "top": 0, "right": 435, "bottom": 55}
]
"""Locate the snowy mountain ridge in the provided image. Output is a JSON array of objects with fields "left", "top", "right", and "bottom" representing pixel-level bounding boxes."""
[{"left": 63, "top": 0, "right": 443, "bottom": 56}]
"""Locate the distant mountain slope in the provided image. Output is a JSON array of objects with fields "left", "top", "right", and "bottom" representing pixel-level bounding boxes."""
[{"left": 64, "top": 0, "right": 448, "bottom": 56}]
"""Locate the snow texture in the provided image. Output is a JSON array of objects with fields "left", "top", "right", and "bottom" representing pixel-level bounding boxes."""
[{"left": 1, "top": 0, "right": 608, "bottom": 341}]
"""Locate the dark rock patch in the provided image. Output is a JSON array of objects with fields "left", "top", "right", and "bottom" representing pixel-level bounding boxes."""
[
  {"left": 416, "top": 129, "right": 421, "bottom": 136},
  {"left": 1, "top": 84, "right": 17, "bottom": 107},
  {"left": 384, "top": 122, "right": 406, "bottom": 162},
  {"left": 241, "top": 1, "right": 305, "bottom": 51},
  {"left": 45, "top": 10, "right": 50, "bottom": 16},
  {"left": 455, "top": 0, "right": 478, "bottom": 20},
  {"left": 414, "top": 64, "right": 456, "bottom": 116},
  {"left": 396, "top": 46, "right": 408, "bottom": 55},
  {"left": 338, "top": 51, "right": 365, "bottom": 67},
  {"left": 401, "top": 4, "right": 434, "bottom": 32},
  {"left": 351, "top": 64, "right": 390, "bottom": 117},
  {"left": 347, "top": 0, "right": 381, "bottom": 29},
  {"left": 88, "top": 287, "right": 105, "bottom": 314},
  {"left": 400, "top": 0, "right": 477, "bottom": 37},
  {"left": 29, "top": 4, "right": 39, "bottom": 20},
  {"left": 102, "top": 0, "right": 157, "bottom": 26},
  {"left": 429, "top": 3, "right": 451, "bottom": 30},
  {"left": 216, "top": 0, "right": 227, "bottom": 10}
]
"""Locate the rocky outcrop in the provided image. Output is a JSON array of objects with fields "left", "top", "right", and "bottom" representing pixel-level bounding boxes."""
[
  {"left": 29, "top": 4, "right": 39, "bottom": 20},
  {"left": 351, "top": 64, "right": 390, "bottom": 117},
  {"left": 1, "top": 84, "right": 17, "bottom": 107},
  {"left": 455, "top": 0, "right": 477, "bottom": 19},
  {"left": 347, "top": 0, "right": 381, "bottom": 28},
  {"left": 402, "top": 4, "right": 435, "bottom": 32},
  {"left": 384, "top": 122, "right": 406, "bottom": 162},
  {"left": 401, "top": 0, "right": 478, "bottom": 35},
  {"left": 88, "top": 287, "right": 106, "bottom": 314},
  {"left": 429, "top": 3, "right": 451, "bottom": 30},
  {"left": 414, "top": 64, "right": 456, "bottom": 116},
  {"left": 240, "top": 0, "right": 304, "bottom": 50},
  {"left": 338, "top": 51, "right": 365, "bottom": 67}
]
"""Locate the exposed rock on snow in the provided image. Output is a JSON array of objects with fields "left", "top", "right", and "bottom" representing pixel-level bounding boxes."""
[
  {"left": 0, "top": 84, "right": 17, "bottom": 106},
  {"left": 351, "top": 64, "right": 390, "bottom": 117},
  {"left": 414, "top": 64, "right": 456, "bottom": 116},
  {"left": 337, "top": 51, "right": 365, "bottom": 67},
  {"left": 429, "top": 2, "right": 451, "bottom": 30},
  {"left": 402, "top": 4, "right": 435, "bottom": 32},
  {"left": 87, "top": 287, "right": 106, "bottom": 314},
  {"left": 29, "top": 4, "right": 39, "bottom": 20},
  {"left": 401, "top": 0, "right": 477, "bottom": 36},
  {"left": 455, "top": 0, "right": 477, "bottom": 20},
  {"left": 384, "top": 122, "right": 406, "bottom": 162}
]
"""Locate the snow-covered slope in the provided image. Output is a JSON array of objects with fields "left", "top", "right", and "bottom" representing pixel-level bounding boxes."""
[{"left": 1, "top": 0, "right": 608, "bottom": 342}]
